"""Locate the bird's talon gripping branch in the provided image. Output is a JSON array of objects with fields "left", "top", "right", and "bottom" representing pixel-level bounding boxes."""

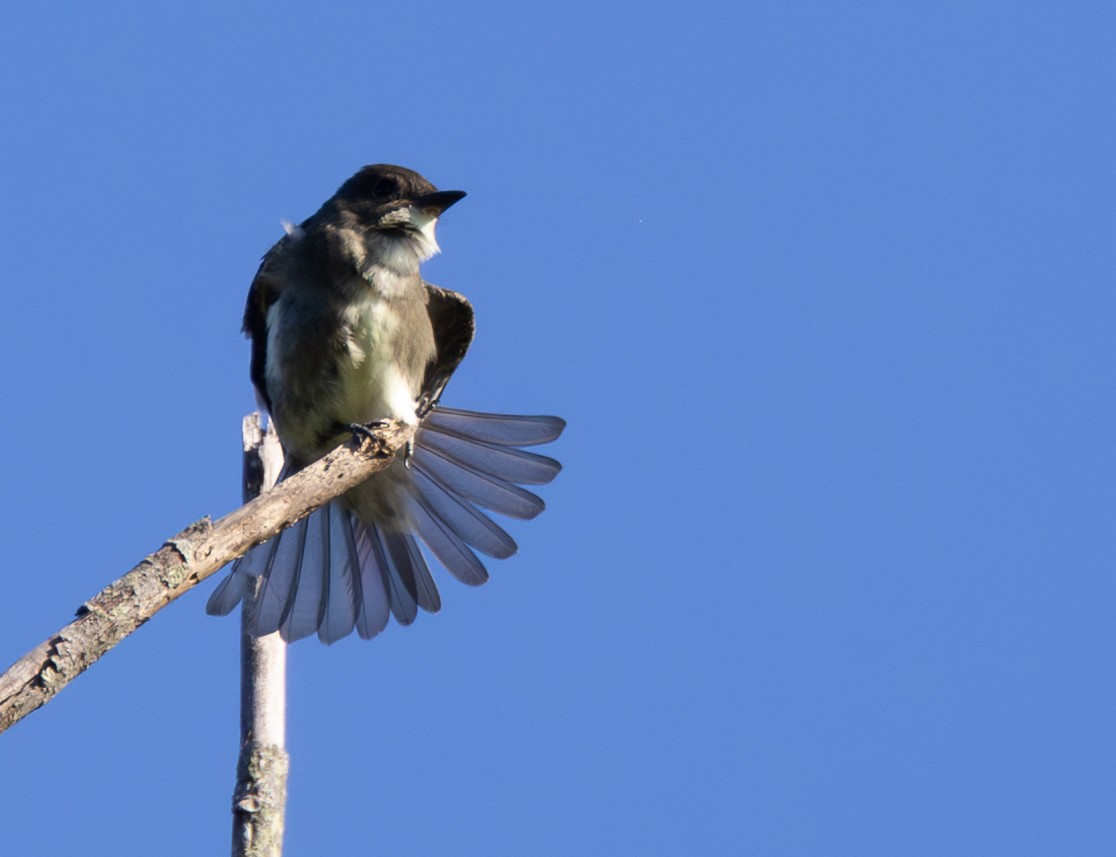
[{"left": 346, "top": 420, "right": 390, "bottom": 451}]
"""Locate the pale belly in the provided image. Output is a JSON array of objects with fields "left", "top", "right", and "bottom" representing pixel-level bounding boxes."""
[
  {"left": 334, "top": 298, "right": 422, "bottom": 425},
  {"left": 265, "top": 290, "right": 435, "bottom": 466}
]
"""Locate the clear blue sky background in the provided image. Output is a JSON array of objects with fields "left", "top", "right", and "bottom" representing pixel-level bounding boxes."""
[{"left": 1, "top": 3, "right": 1112, "bottom": 855}]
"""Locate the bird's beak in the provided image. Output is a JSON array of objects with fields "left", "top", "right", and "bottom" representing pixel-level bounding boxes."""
[{"left": 413, "top": 189, "right": 467, "bottom": 215}]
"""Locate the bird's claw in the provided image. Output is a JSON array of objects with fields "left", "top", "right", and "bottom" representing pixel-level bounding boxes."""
[
  {"left": 345, "top": 420, "right": 413, "bottom": 464},
  {"left": 346, "top": 420, "right": 390, "bottom": 450}
]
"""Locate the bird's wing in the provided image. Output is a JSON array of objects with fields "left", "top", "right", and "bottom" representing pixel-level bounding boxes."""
[
  {"left": 242, "top": 237, "right": 294, "bottom": 413},
  {"left": 420, "top": 283, "right": 475, "bottom": 416}
]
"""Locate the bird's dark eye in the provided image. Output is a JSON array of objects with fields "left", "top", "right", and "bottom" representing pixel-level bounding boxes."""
[{"left": 373, "top": 177, "right": 401, "bottom": 198}]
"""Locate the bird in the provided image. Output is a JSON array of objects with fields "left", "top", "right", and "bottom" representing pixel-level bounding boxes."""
[{"left": 206, "top": 164, "right": 564, "bottom": 644}]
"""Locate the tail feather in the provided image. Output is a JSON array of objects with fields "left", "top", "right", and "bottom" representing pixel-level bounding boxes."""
[
  {"left": 393, "top": 530, "right": 440, "bottom": 614},
  {"left": 418, "top": 426, "right": 562, "bottom": 485},
  {"left": 353, "top": 521, "right": 390, "bottom": 639},
  {"left": 207, "top": 406, "right": 564, "bottom": 644},
  {"left": 277, "top": 515, "right": 324, "bottom": 643},
  {"left": 413, "top": 446, "right": 545, "bottom": 519},
  {"left": 411, "top": 465, "right": 517, "bottom": 559},
  {"left": 206, "top": 566, "right": 248, "bottom": 617},
  {"left": 404, "top": 488, "right": 490, "bottom": 586},
  {"left": 319, "top": 503, "right": 359, "bottom": 644},
  {"left": 358, "top": 525, "right": 415, "bottom": 625},
  {"left": 423, "top": 407, "right": 566, "bottom": 446},
  {"left": 239, "top": 520, "right": 293, "bottom": 633},
  {"left": 253, "top": 515, "right": 311, "bottom": 638}
]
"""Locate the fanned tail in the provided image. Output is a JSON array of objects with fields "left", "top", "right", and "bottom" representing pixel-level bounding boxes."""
[{"left": 206, "top": 407, "right": 564, "bottom": 643}]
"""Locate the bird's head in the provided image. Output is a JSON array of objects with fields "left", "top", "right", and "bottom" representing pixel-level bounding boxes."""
[{"left": 333, "top": 164, "right": 466, "bottom": 265}]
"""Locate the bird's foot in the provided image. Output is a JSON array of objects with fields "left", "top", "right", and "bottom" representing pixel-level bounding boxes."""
[{"left": 344, "top": 420, "right": 391, "bottom": 450}]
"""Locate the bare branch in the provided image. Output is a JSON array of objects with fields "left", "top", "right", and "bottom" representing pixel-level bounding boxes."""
[
  {"left": 0, "top": 420, "right": 416, "bottom": 735},
  {"left": 233, "top": 414, "right": 288, "bottom": 857}
]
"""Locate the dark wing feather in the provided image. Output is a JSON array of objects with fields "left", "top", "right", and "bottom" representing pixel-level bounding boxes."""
[
  {"left": 419, "top": 284, "right": 475, "bottom": 416},
  {"left": 242, "top": 238, "right": 293, "bottom": 413}
]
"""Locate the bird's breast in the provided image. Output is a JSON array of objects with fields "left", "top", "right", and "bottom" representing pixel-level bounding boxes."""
[
  {"left": 336, "top": 296, "right": 426, "bottom": 425},
  {"left": 265, "top": 286, "right": 435, "bottom": 461}
]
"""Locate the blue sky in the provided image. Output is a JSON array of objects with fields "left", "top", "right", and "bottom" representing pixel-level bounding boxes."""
[{"left": 1, "top": 2, "right": 1113, "bottom": 854}]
